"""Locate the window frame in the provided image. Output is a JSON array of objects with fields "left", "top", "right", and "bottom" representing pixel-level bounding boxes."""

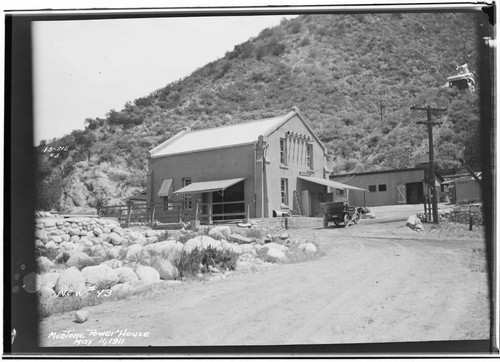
[
  {"left": 368, "top": 185, "right": 377, "bottom": 192},
  {"left": 280, "top": 178, "right": 289, "bottom": 206},
  {"left": 280, "top": 138, "right": 288, "bottom": 166},
  {"left": 378, "top": 184, "right": 387, "bottom": 192},
  {"left": 306, "top": 143, "right": 313, "bottom": 169}
]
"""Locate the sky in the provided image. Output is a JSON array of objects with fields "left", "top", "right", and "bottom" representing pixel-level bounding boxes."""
[{"left": 32, "top": 15, "right": 295, "bottom": 145}]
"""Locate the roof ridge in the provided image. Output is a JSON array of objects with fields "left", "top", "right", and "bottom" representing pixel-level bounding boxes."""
[{"left": 186, "top": 113, "right": 289, "bottom": 134}]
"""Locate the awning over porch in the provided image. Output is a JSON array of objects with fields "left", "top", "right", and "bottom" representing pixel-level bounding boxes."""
[
  {"left": 157, "top": 179, "right": 173, "bottom": 197},
  {"left": 298, "top": 175, "right": 367, "bottom": 192},
  {"left": 173, "top": 177, "right": 246, "bottom": 195}
]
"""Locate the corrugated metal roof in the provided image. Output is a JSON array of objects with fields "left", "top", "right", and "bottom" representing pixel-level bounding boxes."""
[
  {"left": 150, "top": 113, "right": 292, "bottom": 158},
  {"left": 298, "top": 175, "right": 367, "bottom": 192}
]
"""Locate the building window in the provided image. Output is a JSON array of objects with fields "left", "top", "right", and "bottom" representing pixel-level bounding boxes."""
[
  {"left": 306, "top": 144, "right": 313, "bottom": 169},
  {"left": 336, "top": 189, "right": 344, "bottom": 196},
  {"left": 280, "top": 178, "right": 289, "bottom": 206},
  {"left": 378, "top": 184, "right": 387, "bottom": 192},
  {"left": 280, "top": 138, "right": 287, "bottom": 165},
  {"left": 368, "top": 185, "right": 377, "bottom": 192},
  {"left": 182, "top": 178, "right": 192, "bottom": 209}
]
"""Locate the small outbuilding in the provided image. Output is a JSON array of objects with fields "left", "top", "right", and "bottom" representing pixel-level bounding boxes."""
[{"left": 330, "top": 167, "right": 443, "bottom": 207}]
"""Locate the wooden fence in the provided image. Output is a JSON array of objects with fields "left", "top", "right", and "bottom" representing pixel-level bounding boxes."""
[{"left": 98, "top": 200, "right": 251, "bottom": 227}]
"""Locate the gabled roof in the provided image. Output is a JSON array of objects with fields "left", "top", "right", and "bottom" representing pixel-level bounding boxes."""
[{"left": 149, "top": 108, "right": 325, "bottom": 158}]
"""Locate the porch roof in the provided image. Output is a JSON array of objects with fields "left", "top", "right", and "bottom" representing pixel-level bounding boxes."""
[
  {"left": 298, "top": 175, "right": 367, "bottom": 192},
  {"left": 173, "top": 177, "right": 246, "bottom": 195}
]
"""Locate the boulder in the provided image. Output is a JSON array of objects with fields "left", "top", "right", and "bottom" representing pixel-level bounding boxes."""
[
  {"left": 93, "top": 227, "right": 103, "bottom": 236},
  {"left": 183, "top": 235, "right": 221, "bottom": 253},
  {"left": 103, "top": 258, "right": 123, "bottom": 269},
  {"left": 55, "top": 267, "right": 86, "bottom": 294},
  {"left": 35, "top": 230, "right": 48, "bottom": 243},
  {"left": 265, "top": 248, "right": 287, "bottom": 263},
  {"left": 299, "top": 243, "right": 317, "bottom": 255},
  {"left": 37, "top": 256, "right": 55, "bottom": 273},
  {"left": 261, "top": 242, "right": 289, "bottom": 253},
  {"left": 146, "top": 236, "right": 159, "bottom": 244},
  {"left": 280, "top": 232, "right": 290, "bottom": 240},
  {"left": 221, "top": 241, "right": 242, "bottom": 255},
  {"left": 50, "top": 235, "right": 63, "bottom": 244},
  {"left": 81, "top": 264, "right": 119, "bottom": 289},
  {"left": 41, "top": 272, "right": 60, "bottom": 290},
  {"left": 208, "top": 226, "right": 231, "bottom": 239},
  {"left": 135, "top": 266, "right": 160, "bottom": 283},
  {"left": 229, "top": 234, "right": 253, "bottom": 244},
  {"left": 143, "top": 240, "right": 183, "bottom": 261},
  {"left": 115, "top": 267, "right": 139, "bottom": 284},
  {"left": 151, "top": 259, "right": 179, "bottom": 280},
  {"left": 66, "top": 251, "right": 93, "bottom": 269},
  {"left": 106, "top": 232, "right": 123, "bottom": 246},
  {"left": 74, "top": 310, "right": 89, "bottom": 323},
  {"left": 207, "top": 229, "right": 225, "bottom": 240},
  {"left": 126, "top": 244, "right": 144, "bottom": 262},
  {"left": 106, "top": 247, "right": 121, "bottom": 260}
]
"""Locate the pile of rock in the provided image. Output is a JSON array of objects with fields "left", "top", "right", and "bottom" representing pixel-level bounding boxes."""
[
  {"left": 406, "top": 215, "right": 424, "bottom": 232},
  {"left": 416, "top": 204, "right": 483, "bottom": 226},
  {"left": 34, "top": 217, "right": 320, "bottom": 315}
]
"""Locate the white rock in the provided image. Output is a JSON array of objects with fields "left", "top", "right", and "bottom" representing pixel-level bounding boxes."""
[
  {"left": 81, "top": 264, "right": 119, "bottom": 289},
  {"left": 37, "top": 256, "right": 55, "bottom": 273},
  {"left": 55, "top": 267, "right": 86, "bottom": 294},
  {"left": 183, "top": 235, "right": 221, "bottom": 253},
  {"left": 135, "top": 266, "right": 160, "bottom": 283},
  {"left": 103, "top": 258, "right": 123, "bottom": 269},
  {"left": 106, "top": 232, "right": 123, "bottom": 246},
  {"left": 66, "top": 251, "right": 93, "bottom": 269},
  {"left": 74, "top": 310, "right": 89, "bottom": 323},
  {"left": 299, "top": 243, "right": 317, "bottom": 255},
  {"left": 151, "top": 259, "right": 179, "bottom": 280},
  {"left": 115, "top": 267, "right": 139, "bottom": 284},
  {"left": 143, "top": 240, "right": 183, "bottom": 261},
  {"left": 126, "top": 244, "right": 144, "bottom": 262},
  {"left": 265, "top": 248, "right": 287, "bottom": 263},
  {"left": 41, "top": 272, "right": 60, "bottom": 290},
  {"left": 261, "top": 242, "right": 289, "bottom": 253}
]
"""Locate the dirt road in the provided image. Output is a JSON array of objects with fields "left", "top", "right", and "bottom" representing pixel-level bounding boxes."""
[{"left": 40, "top": 218, "right": 489, "bottom": 347}]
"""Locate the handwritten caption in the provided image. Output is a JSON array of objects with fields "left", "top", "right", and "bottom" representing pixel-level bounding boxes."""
[
  {"left": 41, "top": 146, "right": 70, "bottom": 158},
  {"left": 48, "top": 329, "right": 150, "bottom": 346},
  {"left": 56, "top": 285, "right": 112, "bottom": 298}
]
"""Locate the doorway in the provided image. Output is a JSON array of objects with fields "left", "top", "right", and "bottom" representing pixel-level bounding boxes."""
[
  {"left": 212, "top": 181, "right": 245, "bottom": 221},
  {"left": 406, "top": 182, "right": 424, "bottom": 204}
]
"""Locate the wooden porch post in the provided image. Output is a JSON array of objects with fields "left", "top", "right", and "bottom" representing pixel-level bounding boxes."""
[
  {"left": 246, "top": 201, "right": 250, "bottom": 223},
  {"left": 126, "top": 205, "right": 132, "bottom": 227}
]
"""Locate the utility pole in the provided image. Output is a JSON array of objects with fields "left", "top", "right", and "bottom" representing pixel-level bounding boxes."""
[{"left": 411, "top": 105, "right": 447, "bottom": 224}]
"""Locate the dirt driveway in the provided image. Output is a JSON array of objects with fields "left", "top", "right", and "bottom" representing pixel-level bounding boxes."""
[{"left": 39, "top": 214, "right": 489, "bottom": 348}]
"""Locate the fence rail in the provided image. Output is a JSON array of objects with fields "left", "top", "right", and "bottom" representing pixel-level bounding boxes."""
[{"left": 98, "top": 200, "right": 250, "bottom": 227}]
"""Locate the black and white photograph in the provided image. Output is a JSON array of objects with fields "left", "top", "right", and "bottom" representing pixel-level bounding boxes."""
[{"left": 4, "top": 0, "right": 497, "bottom": 357}]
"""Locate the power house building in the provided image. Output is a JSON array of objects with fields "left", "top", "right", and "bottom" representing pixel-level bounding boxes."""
[{"left": 146, "top": 107, "right": 363, "bottom": 224}]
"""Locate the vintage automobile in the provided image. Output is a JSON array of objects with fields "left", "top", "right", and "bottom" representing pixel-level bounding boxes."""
[{"left": 320, "top": 201, "right": 368, "bottom": 228}]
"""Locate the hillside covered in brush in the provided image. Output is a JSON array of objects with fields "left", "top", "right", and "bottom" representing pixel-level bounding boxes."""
[{"left": 35, "top": 12, "right": 482, "bottom": 212}]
